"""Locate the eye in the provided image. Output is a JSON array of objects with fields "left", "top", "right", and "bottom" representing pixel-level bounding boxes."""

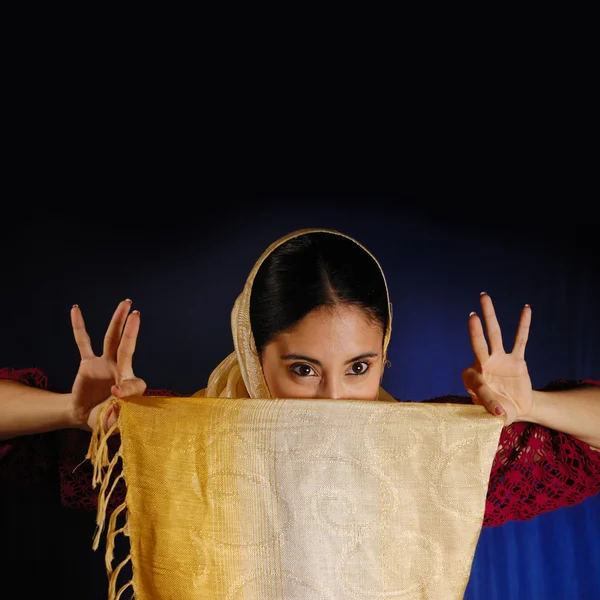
[
  {"left": 347, "top": 361, "right": 370, "bottom": 376},
  {"left": 289, "top": 363, "right": 317, "bottom": 377}
]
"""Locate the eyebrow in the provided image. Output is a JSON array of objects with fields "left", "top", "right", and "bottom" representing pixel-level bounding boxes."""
[{"left": 280, "top": 352, "right": 379, "bottom": 367}]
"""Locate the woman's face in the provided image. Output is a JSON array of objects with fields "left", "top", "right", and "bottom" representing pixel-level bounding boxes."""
[{"left": 260, "top": 304, "right": 385, "bottom": 400}]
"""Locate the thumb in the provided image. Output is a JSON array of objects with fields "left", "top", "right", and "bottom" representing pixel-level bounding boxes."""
[
  {"left": 471, "top": 383, "right": 510, "bottom": 422},
  {"left": 112, "top": 377, "right": 147, "bottom": 399}
]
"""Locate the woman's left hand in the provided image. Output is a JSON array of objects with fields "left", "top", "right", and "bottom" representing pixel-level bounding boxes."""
[{"left": 462, "top": 293, "right": 533, "bottom": 425}]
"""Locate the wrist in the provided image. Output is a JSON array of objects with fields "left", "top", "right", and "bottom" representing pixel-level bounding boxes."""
[
  {"left": 515, "top": 390, "right": 546, "bottom": 424},
  {"left": 64, "top": 392, "right": 90, "bottom": 430}
]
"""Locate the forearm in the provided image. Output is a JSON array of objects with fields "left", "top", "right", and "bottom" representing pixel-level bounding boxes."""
[
  {"left": 517, "top": 384, "right": 600, "bottom": 449},
  {"left": 0, "top": 381, "right": 77, "bottom": 441}
]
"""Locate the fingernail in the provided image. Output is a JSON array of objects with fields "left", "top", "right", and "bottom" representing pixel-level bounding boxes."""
[
  {"left": 494, "top": 406, "right": 504, "bottom": 416},
  {"left": 469, "top": 311, "right": 476, "bottom": 317},
  {"left": 72, "top": 304, "right": 79, "bottom": 308},
  {"left": 132, "top": 310, "right": 140, "bottom": 315},
  {"left": 480, "top": 291, "right": 487, "bottom": 296},
  {"left": 125, "top": 298, "right": 132, "bottom": 303},
  {"left": 524, "top": 303, "right": 530, "bottom": 307}
]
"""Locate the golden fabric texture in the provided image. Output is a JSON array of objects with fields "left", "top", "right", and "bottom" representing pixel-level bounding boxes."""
[{"left": 88, "top": 229, "right": 503, "bottom": 600}]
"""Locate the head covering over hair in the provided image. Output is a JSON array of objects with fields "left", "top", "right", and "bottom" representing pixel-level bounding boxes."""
[{"left": 199, "top": 228, "right": 395, "bottom": 401}]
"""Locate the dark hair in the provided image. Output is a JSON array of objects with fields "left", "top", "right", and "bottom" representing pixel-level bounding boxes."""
[{"left": 250, "top": 232, "right": 389, "bottom": 354}]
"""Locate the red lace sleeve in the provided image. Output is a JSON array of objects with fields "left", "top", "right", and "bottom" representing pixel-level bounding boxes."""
[
  {"left": 0, "top": 367, "right": 183, "bottom": 513},
  {"left": 483, "top": 378, "right": 600, "bottom": 527},
  {"left": 416, "top": 379, "right": 600, "bottom": 527}
]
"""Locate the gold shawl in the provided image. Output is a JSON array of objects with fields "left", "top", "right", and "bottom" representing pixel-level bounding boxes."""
[{"left": 88, "top": 229, "right": 503, "bottom": 600}]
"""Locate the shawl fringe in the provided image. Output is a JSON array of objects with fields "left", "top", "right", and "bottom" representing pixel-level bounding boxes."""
[{"left": 87, "top": 399, "right": 133, "bottom": 600}]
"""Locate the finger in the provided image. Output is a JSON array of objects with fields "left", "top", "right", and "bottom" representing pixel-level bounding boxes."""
[
  {"left": 464, "top": 387, "right": 483, "bottom": 406},
  {"left": 88, "top": 401, "right": 121, "bottom": 434},
  {"left": 462, "top": 367, "right": 483, "bottom": 405},
  {"left": 116, "top": 310, "right": 141, "bottom": 379},
  {"left": 71, "top": 304, "right": 95, "bottom": 360},
  {"left": 105, "top": 403, "right": 121, "bottom": 431},
  {"left": 468, "top": 311, "right": 489, "bottom": 365},
  {"left": 103, "top": 299, "right": 133, "bottom": 360},
  {"left": 479, "top": 292, "right": 505, "bottom": 354},
  {"left": 512, "top": 304, "right": 531, "bottom": 360},
  {"left": 112, "top": 377, "right": 147, "bottom": 399},
  {"left": 470, "top": 381, "right": 508, "bottom": 421}
]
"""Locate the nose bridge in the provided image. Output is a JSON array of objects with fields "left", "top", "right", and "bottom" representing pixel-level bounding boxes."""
[{"left": 321, "top": 373, "right": 342, "bottom": 399}]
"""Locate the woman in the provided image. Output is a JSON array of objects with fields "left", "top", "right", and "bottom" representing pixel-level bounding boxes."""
[
  {"left": 2, "top": 228, "right": 600, "bottom": 599},
  {"left": 1, "top": 228, "right": 600, "bottom": 527},
  {"left": 0, "top": 230, "right": 600, "bottom": 526}
]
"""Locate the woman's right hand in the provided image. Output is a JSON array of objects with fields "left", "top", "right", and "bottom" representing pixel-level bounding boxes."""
[{"left": 68, "top": 299, "right": 146, "bottom": 432}]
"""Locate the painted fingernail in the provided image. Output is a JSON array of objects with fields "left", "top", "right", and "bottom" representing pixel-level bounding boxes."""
[{"left": 494, "top": 406, "right": 504, "bottom": 416}]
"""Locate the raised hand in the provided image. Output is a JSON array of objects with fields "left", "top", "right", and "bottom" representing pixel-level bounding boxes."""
[
  {"left": 68, "top": 299, "right": 146, "bottom": 432},
  {"left": 462, "top": 293, "right": 533, "bottom": 426}
]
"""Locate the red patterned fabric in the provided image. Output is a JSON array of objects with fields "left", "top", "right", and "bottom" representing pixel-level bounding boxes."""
[
  {"left": 0, "top": 367, "right": 181, "bottom": 513},
  {"left": 484, "top": 378, "right": 600, "bottom": 526},
  {"left": 2, "top": 368, "right": 599, "bottom": 527},
  {"left": 422, "top": 378, "right": 600, "bottom": 527}
]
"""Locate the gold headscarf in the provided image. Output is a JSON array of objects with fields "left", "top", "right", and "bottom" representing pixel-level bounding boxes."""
[
  {"left": 88, "top": 228, "right": 503, "bottom": 600},
  {"left": 198, "top": 228, "right": 395, "bottom": 401}
]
